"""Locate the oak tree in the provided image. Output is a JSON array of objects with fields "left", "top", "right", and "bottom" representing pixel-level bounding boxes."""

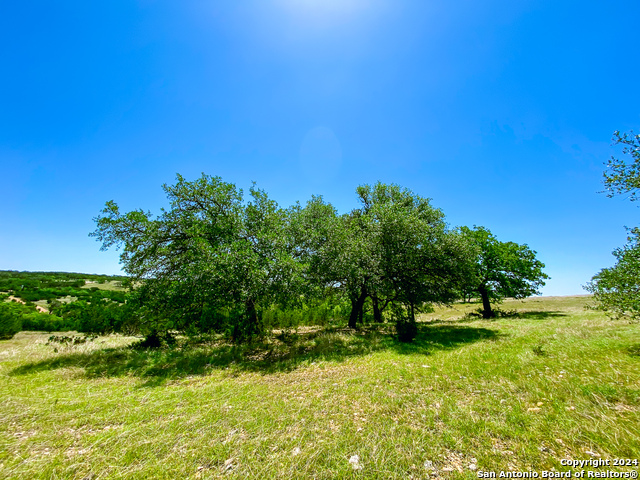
[
  {"left": 296, "top": 182, "right": 473, "bottom": 339},
  {"left": 461, "top": 226, "right": 548, "bottom": 318},
  {"left": 91, "top": 174, "right": 298, "bottom": 342},
  {"left": 587, "top": 129, "right": 640, "bottom": 319},
  {"left": 585, "top": 230, "right": 640, "bottom": 319}
]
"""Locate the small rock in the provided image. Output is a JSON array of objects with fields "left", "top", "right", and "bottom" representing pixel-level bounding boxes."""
[
  {"left": 292, "top": 447, "right": 301, "bottom": 456},
  {"left": 349, "top": 455, "right": 363, "bottom": 470},
  {"left": 469, "top": 464, "right": 478, "bottom": 471}
]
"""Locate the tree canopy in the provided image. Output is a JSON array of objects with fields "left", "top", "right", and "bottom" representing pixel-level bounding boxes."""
[
  {"left": 585, "top": 230, "right": 640, "bottom": 319},
  {"left": 603, "top": 130, "right": 640, "bottom": 201},
  {"left": 358, "top": 183, "right": 474, "bottom": 337},
  {"left": 461, "top": 226, "right": 548, "bottom": 318},
  {"left": 91, "top": 174, "right": 548, "bottom": 343},
  {"left": 91, "top": 174, "right": 300, "bottom": 342},
  {"left": 294, "top": 182, "right": 474, "bottom": 339},
  {"left": 587, "top": 129, "right": 640, "bottom": 319}
]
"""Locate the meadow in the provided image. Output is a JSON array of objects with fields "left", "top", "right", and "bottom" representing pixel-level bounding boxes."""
[{"left": 1, "top": 296, "right": 639, "bottom": 479}]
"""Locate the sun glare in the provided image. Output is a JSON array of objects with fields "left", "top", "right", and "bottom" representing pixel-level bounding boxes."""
[{"left": 276, "top": 0, "right": 372, "bottom": 23}]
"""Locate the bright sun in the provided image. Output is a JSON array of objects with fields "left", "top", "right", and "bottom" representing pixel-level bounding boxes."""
[{"left": 276, "top": 0, "right": 371, "bottom": 21}]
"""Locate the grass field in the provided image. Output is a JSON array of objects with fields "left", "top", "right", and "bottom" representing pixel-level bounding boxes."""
[
  {"left": 80, "top": 280, "right": 125, "bottom": 291},
  {"left": 1, "top": 296, "right": 639, "bottom": 479}
]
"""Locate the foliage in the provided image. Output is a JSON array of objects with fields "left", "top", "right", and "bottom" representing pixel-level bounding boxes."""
[
  {"left": 0, "top": 270, "right": 126, "bottom": 303},
  {"left": 359, "top": 183, "right": 475, "bottom": 330},
  {"left": 603, "top": 130, "right": 640, "bottom": 200},
  {"left": 293, "top": 183, "right": 474, "bottom": 339},
  {"left": 46, "top": 334, "right": 97, "bottom": 346},
  {"left": 261, "top": 295, "right": 350, "bottom": 330},
  {"left": 585, "top": 229, "right": 640, "bottom": 320},
  {"left": 91, "top": 174, "right": 301, "bottom": 343},
  {"left": 588, "top": 129, "right": 640, "bottom": 319},
  {"left": 0, "top": 300, "right": 72, "bottom": 334},
  {"left": 289, "top": 195, "right": 374, "bottom": 328},
  {"left": 20, "top": 312, "right": 72, "bottom": 332},
  {"left": 53, "top": 299, "right": 126, "bottom": 335},
  {"left": 389, "top": 303, "right": 418, "bottom": 343},
  {"left": 461, "top": 226, "right": 548, "bottom": 318},
  {"left": 0, "top": 271, "right": 135, "bottom": 335},
  {"left": 0, "top": 302, "right": 22, "bottom": 339}
]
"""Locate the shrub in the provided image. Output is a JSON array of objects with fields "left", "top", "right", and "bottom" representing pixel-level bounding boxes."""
[
  {"left": 391, "top": 304, "right": 417, "bottom": 343},
  {"left": 57, "top": 300, "right": 124, "bottom": 335},
  {"left": 395, "top": 317, "right": 417, "bottom": 343},
  {"left": 21, "top": 312, "right": 74, "bottom": 332},
  {"left": 0, "top": 303, "right": 22, "bottom": 339}
]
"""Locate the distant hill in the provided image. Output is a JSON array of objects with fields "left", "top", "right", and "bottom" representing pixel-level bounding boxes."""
[{"left": 0, "top": 270, "right": 128, "bottom": 303}]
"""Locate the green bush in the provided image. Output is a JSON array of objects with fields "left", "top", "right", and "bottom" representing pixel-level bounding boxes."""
[
  {"left": 0, "top": 303, "right": 22, "bottom": 339},
  {"left": 261, "top": 297, "right": 350, "bottom": 330},
  {"left": 21, "top": 312, "right": 73, "bottom": 332},
  {"left": 390, "top": 304, "right": 417, "bottom": 343},
  {"left": 55, "top": 300, "right": 124, "bottom": 335},
  {"left": 395, "top": 318, "right": 417, "bottom": 343}
]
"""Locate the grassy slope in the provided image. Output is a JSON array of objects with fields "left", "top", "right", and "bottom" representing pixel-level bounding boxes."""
[{"left": 0, "top": 296, "right": 638, "bottom": 479}]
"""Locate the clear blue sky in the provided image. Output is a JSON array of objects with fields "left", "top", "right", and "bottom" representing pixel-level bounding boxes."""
[{"left": 2, "top": 0, "right": 639, "bottom": 295}]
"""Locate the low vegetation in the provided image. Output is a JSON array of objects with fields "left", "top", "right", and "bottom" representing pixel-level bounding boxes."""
[
  {"left": 1, "top": 296, "right": 638, "bottom": 479},
  {"left": 0, "top": 271, "right": 128, "bottom": 338}
]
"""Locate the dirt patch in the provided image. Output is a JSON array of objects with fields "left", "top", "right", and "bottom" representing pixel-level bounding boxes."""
[{"left": 6, "top": 295, "right": 48, "bottom": 313}]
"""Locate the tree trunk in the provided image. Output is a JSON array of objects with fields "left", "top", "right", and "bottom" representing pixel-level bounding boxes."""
[
  {"left": 348, "top": 288, "right": 367, "bottom": 329},
  {"left": 348, "top": 299, "right": 358, "bottom": 329},
  {"left": 396, "top": 301, "right": 418, "bottom": 342},
  {"left": 232, "top": 298, "right": 260, "bottom": 342},
  {"left": 478, "top": 285, "right": 493, "bottom": 318},
  {"left": 372, "top": 294, "right": 382, "bottom": 323},
  {"left": 246, "top": 298, "right": 259, "bottom": 325}
]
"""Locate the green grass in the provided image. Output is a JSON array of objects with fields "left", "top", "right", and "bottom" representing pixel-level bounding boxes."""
[
  {"left": 1, "top": 296, "right": 639, "bottom": 479},
  {"left": 80, "top": 280, "right": 125, "bottom": 291}
]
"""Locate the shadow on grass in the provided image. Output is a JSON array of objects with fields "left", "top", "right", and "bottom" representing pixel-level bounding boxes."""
[
  {"left": 9, "top": 324, "right": 503, "bottom": 386},
  {"left": 627, "top": 343, "right": 640, "bottom": 357},
  {"left": 443, "top": 310, "right": 568, "bottom": 323},
  {"left": 509, "top": 310, "right": 568, "bottom": 320}
]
